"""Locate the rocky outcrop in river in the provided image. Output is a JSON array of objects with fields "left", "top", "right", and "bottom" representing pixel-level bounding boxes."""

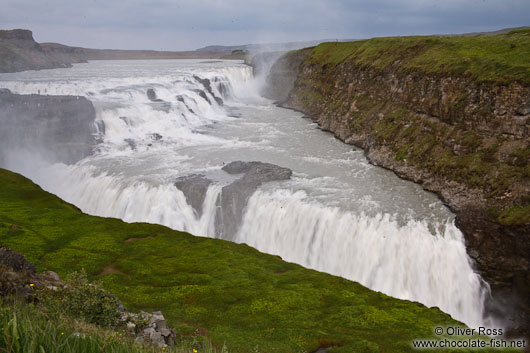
[
  {"left": 175, "top": 161, "right": 292, "bottom": 239},
  {"left": 0, "top": 89, "right": 98, "bottom": 165},
  {"left": 257, "top": 32, "right": 530, "bottom": 335}
]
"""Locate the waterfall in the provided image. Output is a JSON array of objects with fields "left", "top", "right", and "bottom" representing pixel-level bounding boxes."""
[{"left": 0, "top": 59, "right": 490, "bottom": 330}]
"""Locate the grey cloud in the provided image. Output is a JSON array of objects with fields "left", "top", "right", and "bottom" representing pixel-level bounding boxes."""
[{"left": 0, "top": 0, "right": 528, "bottom": 50}]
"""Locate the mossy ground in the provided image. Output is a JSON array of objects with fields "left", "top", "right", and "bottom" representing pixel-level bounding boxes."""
[
  {"left": 307, "top": 29, "right": 530, "bottom": 85},
  {"left": 0, "top": 168, "right": 511, "bottom": 352}
]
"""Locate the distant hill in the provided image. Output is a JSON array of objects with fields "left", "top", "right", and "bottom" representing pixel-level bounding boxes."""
[
  {"left": 0, "top": 29, "right": 87, "bottom": 73},
  {"left": 195, "top": 39, "right": 357, "bottom": 53},
  {"left": 0, "top": 29, "right": 245, "bottom": 73}
]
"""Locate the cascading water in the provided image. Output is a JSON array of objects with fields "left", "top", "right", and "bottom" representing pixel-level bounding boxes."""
[{"left": 0, "top": 59, "right": 490, "bottom": 329}]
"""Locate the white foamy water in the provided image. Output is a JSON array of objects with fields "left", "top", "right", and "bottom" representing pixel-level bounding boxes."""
[{"left": 0, "top": 59, "right": 490, "bottom": 328}]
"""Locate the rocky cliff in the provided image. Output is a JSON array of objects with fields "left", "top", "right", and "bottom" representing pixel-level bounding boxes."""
[
  {"left": 261, "top": 29, "right": 530, "bottom": 334},
  {"left": 0, "top": 89, "right": 98, "bottom": 166},
  {"left": 0, "top": 29, "right": 87, "bottom": 72},
  {"left": 0, "top": 29, "right": 245, "bottom": 73}
]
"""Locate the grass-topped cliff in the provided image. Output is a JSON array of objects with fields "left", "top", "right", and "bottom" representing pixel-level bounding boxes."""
[
  {"left": 0, "top": 168, "right": 508, "bottom": 352},
  {"left": 281, "top": 28, "right": 530, "bottom": 225},
  {"left": 308, "top": 29, "right": 530, "bottom": 85},
  {"left": 265, "top": 28, "right": 530, "bottom": 336}
]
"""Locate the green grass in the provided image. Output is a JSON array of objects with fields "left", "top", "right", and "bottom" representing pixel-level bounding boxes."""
[
  {"left": 0, "top": 298, "right": 220, "bottom": 353},
  {"left": 498, "top": 205, "right": 530, "bottom": 226},
  {"left": 307, "top": 29, "right": 530, "bottom": 85},
  {"left": 0, "top": 168, "right": 514, "bottom": 352}
]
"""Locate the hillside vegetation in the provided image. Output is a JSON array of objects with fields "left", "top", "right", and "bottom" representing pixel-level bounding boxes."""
[
  {"left": 308, "top": 29, "right": 530, "bottom": 85},
  {"left": 0, "top": 168, "right": 508, "bottom": 352}
]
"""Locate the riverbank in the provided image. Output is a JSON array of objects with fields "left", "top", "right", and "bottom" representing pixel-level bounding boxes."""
[{"left": 258, "top": 29, "right": 530, "bottom": 336}]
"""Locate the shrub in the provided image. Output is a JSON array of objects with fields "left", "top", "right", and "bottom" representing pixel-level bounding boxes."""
[{"left": 39, "top": 270, "right": 121, "bottom": 328}]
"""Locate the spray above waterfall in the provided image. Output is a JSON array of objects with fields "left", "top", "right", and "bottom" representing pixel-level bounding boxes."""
[{"left": 0, "top": 59, "right": 492, "bottom": 329}]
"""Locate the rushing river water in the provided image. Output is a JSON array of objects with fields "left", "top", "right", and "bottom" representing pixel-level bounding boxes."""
[{"left": 0, "top": 59, "right": 491, "bottom": 328}]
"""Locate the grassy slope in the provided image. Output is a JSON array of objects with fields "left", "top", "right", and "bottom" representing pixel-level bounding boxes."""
[
  {"left": 308, "top": 29, "right": 530, "bottom": 85},
  {"left": 0, "top": 168, "right": 508, "bottom": 353}
]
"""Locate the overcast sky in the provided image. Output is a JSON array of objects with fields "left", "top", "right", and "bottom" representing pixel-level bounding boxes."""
[{"left": 1, "top": 0, "right": 528, "bottom": 51}]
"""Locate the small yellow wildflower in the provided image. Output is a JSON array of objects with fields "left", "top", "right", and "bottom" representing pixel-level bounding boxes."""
[
  {"left": 162, "top": 348, "right": 166, "bottom": 351},
  {"left": 29, "top": 283, "right": 34, "bottom": 287},
  {"left": 61, "top": 332, "right": 64, "bottom": 335},
  {"left": 193, "top": 349, "right": 197, "bottom": 353}
]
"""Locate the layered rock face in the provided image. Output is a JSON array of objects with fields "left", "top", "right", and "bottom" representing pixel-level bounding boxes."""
[
  {"left": 0, "top": 89, "right": 98, "bottom": 165},
  {"left": 255, "top": 49, "right": 311, "bottom": 102},
  {"left": 260, "top": 38, "right": 530, "bottom": 332},
  {"left": 0, "top": 29, "right": 86, "bottom": 73},
  {"left": 174, "top": 161, "right": 292, "bottom": 239}
]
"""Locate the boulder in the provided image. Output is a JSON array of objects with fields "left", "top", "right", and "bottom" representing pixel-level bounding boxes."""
[
  {"left": 216, "top": 161, "right": 292, "bottom": 239},
  {"left": 0, "top": 247, "right": 36, "bottom": 273}
]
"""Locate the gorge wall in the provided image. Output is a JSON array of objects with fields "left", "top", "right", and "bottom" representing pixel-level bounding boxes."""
[
  {"left": 0, "top": 89, "right": 98, "bottom": 166},
  {"left": 0, "top": 29, "right": 87, "bottom": 73},
  {"left": 260, "top": 30, "right": 530, "bottom": 333},
  {"left": 0, "top": 29, "right": 244, "bottom": 74}
]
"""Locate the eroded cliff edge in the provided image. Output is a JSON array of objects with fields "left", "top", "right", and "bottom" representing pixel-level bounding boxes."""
[
  {"left": 0, "top": 89, "right": 98, "bottom": 166},
  {"left": 260, "top": 29, "right": 530, "bottom": 333}
]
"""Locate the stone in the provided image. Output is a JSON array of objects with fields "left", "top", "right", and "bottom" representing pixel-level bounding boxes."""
[
  {"left": 147, "top": 89, "right": 162, "bottom": 102},
  {"left": 150, "top": 332, "right": 165, "bottom": 347},
  {"left": 174, "top": 174, "right": 213, "bottom": 217},
  {"left": 0, "top": 247, "right": 36, "bottom": 273},
  {"left": 155, "top": 319, "right": 169, "bottom": 330},
  {"left": 216, "top": 161, "right": 292, "bottom": 239},
  {"left": 143, "top": 327, "right": 156, "bottom": 338},
  {"left": 42, "top": 271, "right": 61, "bottom": 282},
  {"left": 159, "top": 328, "right": 171, "bottom": 337}
]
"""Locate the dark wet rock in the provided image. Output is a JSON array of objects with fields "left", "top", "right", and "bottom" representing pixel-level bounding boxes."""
[
  {"left": 150, "top": 133, "right": 163, "bottom": 141},
  {"left": 193, "top": 75, "right": 224, "bottom": 105},
  {"left": 211, "top": 77, "right": 232, "bottom": 99},
  {"left": 124, "top": 139, "right": 137, "bottom": 150},
  {"left": 0, "top": 89, "right": 97, "bottom": 165},
  {"left": 175, "top": 95, "right": 196, "bottom": 114},
  {"left": 216, "top": 161, "right": 292, "bottom": 239},
  {"left": 192, "top": 89, "right": 212, "bottom": 104},
  {"left": 0, "top": 247, "right": 36, "bottom": 273},
  {"left": 151, "top": 102, "right": 171, "bottom": 113},
  {"left": 456, "top": 209, "right": 530, "bottom": 337},
  {"left": 173, "top": 161, "right": 291, "bottom": 238},
  {"left": 147, "top": 88, "right": 163, "bottom": 102},
  {"left": 174, "top": 175, "right": 213, "bottom": 217}
]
